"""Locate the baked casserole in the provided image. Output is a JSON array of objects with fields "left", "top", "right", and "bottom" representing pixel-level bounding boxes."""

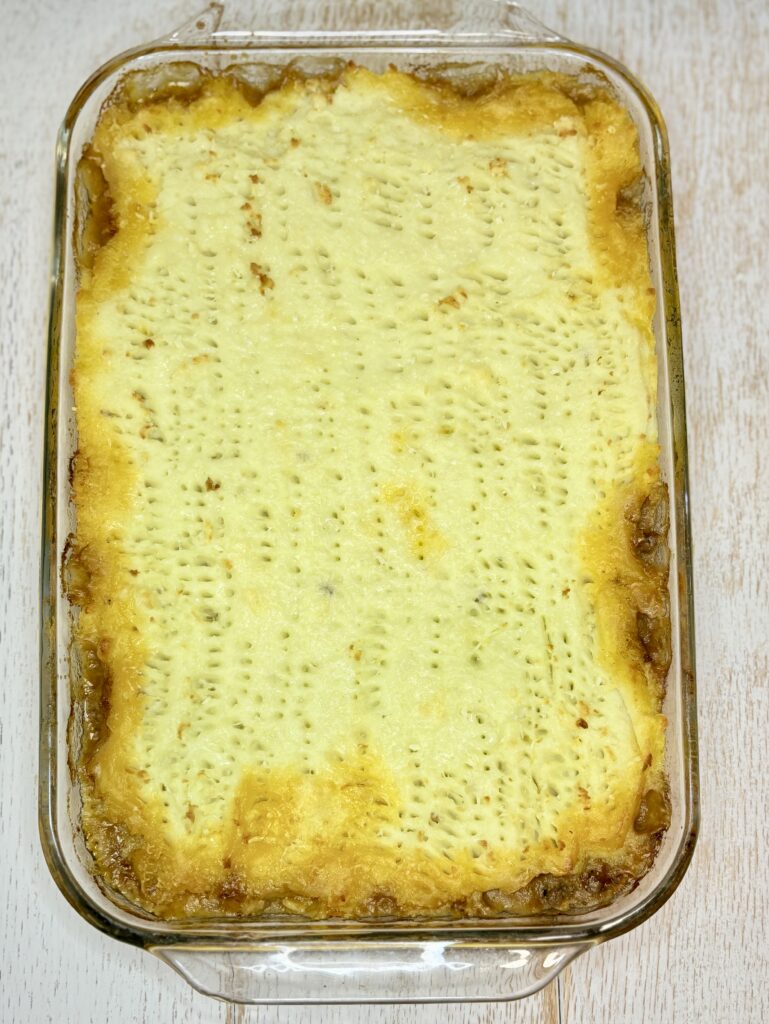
[{"left": 69, "top": 65, "right": 671, "bottom": 920}]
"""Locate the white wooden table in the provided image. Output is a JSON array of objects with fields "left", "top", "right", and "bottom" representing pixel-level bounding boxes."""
[{"left": 2, "top": 1, "right": 767, "bottom": 1021}]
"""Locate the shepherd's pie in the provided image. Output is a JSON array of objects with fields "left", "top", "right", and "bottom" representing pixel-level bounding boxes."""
[{"left": 70, "top": 66, "right": 671, "bottom": 919}]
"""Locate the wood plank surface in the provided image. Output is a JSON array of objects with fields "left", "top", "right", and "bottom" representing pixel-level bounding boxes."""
[{"left": 1, "top": 1, "right": 767, "bottom": 1022}]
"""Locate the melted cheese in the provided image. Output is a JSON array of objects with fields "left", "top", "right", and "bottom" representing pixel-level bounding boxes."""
[{"left": 73, "top": 67, "right": 667, "bottom": 918}]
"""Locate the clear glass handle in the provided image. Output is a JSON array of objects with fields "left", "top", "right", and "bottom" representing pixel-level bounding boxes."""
[
  {"left": 166, "top": 4, "right": 223, "bottom": 42},
  {"left": 491, "top": 2, "right": 565, "bottom": 42},
  {"left": 163, "top": 1, "right": 565, "bottom": 44},
  {"left": 153, "top": 941, "right": 583, "bottom": 1004}
]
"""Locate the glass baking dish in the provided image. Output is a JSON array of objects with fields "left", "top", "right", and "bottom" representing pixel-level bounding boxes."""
[{"left": 39, "top": 0, "right": 698, "bottom": 1005}]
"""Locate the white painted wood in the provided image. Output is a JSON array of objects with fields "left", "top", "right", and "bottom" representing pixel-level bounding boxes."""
[
  {"left": 555, "top": 2, "right": 769, "bottom": 1023},
  {"left": 1, "top": 0, "right": 766, "bottom": 1021}
]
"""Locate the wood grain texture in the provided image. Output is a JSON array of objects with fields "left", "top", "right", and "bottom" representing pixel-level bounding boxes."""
[
  {"left": 553, "top": 3, "right": 769, "bottom": 1023},
  {"left": 1, "top": 0, "right": 767, "bottom": 1021}
]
